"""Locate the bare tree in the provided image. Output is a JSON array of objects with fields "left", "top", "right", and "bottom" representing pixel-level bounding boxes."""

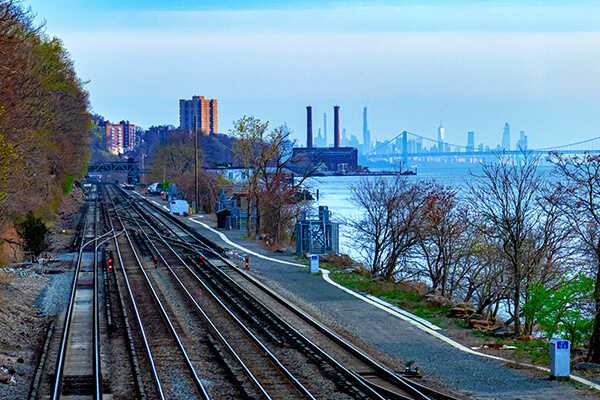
[
  {"left": 416, "top": 184, "right": 471, "bottom": 297},
  {"left": 550, "top": 153, "right": 600, "bottom": 362},
  {"left": 255, "top": 125, "right": 317, "bottom": 243},
  {"left": 229, "top": 116, "right": 269, "bottom": 237},
  {"left": 348, "top": 177, "right": 426, "bottom": 280},
  {"left": 462, "top": 239, "right": 510, "bottom": 319},
  {"left": 468, "top": 152, "right": 543, "bottom": 335}
]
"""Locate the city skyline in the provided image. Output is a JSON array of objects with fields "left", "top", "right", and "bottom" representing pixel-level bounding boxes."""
[{"left": 24, "top": 0, "right": 600, "bottom": 148}]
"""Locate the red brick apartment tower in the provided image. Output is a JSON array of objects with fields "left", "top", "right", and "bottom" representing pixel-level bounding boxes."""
[
  {"left": 179, "top": 96, "right": 219, "bottom": 135},
  {"left": 104, "top": 122, "right": 124, "bottom": 155},
  {"left": 209, "top": 98, "right": 218, "bottom": 135},
  {"left": 104, "top": 121, "right": 135, "bottom": 154}
]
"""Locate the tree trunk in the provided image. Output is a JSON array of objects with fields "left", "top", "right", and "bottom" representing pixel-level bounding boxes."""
[
  {"left": 255, "top": 196, "right": 260, "bottom": 237},
  {"left": 245, "top": 194, "right": 251, "bottom": 237},
  {"left": 588, "top": 254, "right": 600, "bottom": 362},
  {"left": 513, "top": 268, "right": 522, "bottom": 336}
]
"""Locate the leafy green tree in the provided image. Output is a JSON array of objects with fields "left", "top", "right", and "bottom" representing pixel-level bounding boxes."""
[
  {"left": 524, "top": 275, "right": 594, "bottom": 347},
  {"left": 16, "top": 212, "right": 49, "bottom": 262}
]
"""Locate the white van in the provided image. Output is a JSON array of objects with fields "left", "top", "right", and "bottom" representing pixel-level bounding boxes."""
[
  {"left": 169, "top": 199, "right": 189, "bottom": 216},
  {"left": 147, "top": 182, "right": 160, "bottom": 194}
]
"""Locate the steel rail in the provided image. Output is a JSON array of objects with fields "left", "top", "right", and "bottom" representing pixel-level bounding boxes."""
[
  {"left": 107, "top": 186, "right": 212, "bottom": 400},
  {"left": 51, "top": 202, "right": 113, "bottom": 400},
  {"left": 122, "top": 189, "right": 393, "bottom": 400},
  {"left": 123, "top": 199, "right": 316, "bottom": 400},
  {"left": 105, "top": 189, "right": 166, "bottom": 400},
  {"left": 93, "top": 200, "right": 101, "bottom": 400},
  {"left": 99, "top": 198, "right": 147, "bottom": 399},
  {"left": 127, "top": 188, "right": 460, "bottom": 400}
]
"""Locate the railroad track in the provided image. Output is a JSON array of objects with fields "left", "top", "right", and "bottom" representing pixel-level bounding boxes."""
[
  {"left": 50, "top": 199, "right": 104, "bottom": 399},
  {"left": 104, "top": 186, "right": 211, "bottom": 399},
  {"left": 109, "top": 185, "right": 318, "bottom": 399},
  {"left": 112, "top": 185, "right": 462, "bottom": 400}
]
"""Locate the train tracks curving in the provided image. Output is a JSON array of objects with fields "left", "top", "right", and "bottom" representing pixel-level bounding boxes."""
[{"left": 109, "top": 184, "right": 462, "bottom": 400}]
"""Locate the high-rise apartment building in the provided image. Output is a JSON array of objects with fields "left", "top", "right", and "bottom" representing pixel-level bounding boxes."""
[
  {"left": 467, "top": 130, "right": 475, "bottom": 152},
  {"left": 502, "top": 122, "right": 511, "bottom": 150},
  {"left": 179, "top": 96, "right": 218, "bottom": 135},
  {"left": 105, "top": 120, "right": 136, "bottom": 155}
]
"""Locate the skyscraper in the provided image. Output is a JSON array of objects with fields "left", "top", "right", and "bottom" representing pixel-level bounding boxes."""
[
  {"left": 467, "top": 131, "right": 475, "bottom": 152},
  {"left": 362, "top": 107, "right": 371, "bottom": 153},
  {"left": 179, "top": 95, "right": 218, "bottom": 135},
  {"left": 437, "top": 124, "right": 445, "bottom": 152},
  {"left": 517, "top": 130, "right": 528, "bottom": 151},
  {"left": 323, "top": 113, "right": 328, "bottom": 147},
  {"left": 316, "top": 128, "right": 325, "bottom": 147},
  {"left": 502, "top": 122, "right": 511, "bottom": 150}
]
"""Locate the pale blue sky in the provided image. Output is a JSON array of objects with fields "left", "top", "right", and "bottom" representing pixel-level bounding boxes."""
[{"left": 25, "top": 1, "right": 600, "bottom": 148}]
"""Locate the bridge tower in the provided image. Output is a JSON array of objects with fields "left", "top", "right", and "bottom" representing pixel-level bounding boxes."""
[{"left": 401, "top": 130, "right": 409, "bottom": 170}]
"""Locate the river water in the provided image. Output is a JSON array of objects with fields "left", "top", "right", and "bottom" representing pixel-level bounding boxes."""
[
  {"left": 308, "top": 163, "right": 557, "bottom": 258},
  {"left": 307, "top": 164, "right": 482, "bottom": 257}
]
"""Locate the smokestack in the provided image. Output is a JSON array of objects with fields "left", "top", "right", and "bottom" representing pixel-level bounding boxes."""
[
  {"left": 334, "top": 106, "right": 341, "bottom": 148},
  {"left": 306, "top": 106, "right": 313, "bottom": 148}
]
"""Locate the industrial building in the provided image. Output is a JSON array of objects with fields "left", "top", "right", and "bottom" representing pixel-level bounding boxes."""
[
  {"left": 179, "top": 95, "right": 218, "bottom": 135},
  {"left": 291, "top": 105, "right": 359, "bottom": 173}
]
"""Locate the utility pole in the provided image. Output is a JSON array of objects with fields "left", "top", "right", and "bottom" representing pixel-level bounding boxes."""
[{"left": 193, "top": 115, "right": 199, "bottom": 214}]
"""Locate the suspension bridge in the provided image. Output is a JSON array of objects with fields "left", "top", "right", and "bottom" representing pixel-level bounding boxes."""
[{"left": 366, "top": 131, "right": 600, "bottom": 163}]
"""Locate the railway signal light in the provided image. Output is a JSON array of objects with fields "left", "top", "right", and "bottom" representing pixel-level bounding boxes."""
[{"left": 107, "top": 257, "right": 113, "bottom": 270}]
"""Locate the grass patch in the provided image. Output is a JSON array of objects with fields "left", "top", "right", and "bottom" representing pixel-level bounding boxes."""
[
  {"left": 491, "top": 338, "right": 550, "bottom": 366},
  {"left": 329, "top": 270, "right": 450, "bottom": 327},
  {"left": 327, "top": 267, "right": 567, "bottom": 369}
]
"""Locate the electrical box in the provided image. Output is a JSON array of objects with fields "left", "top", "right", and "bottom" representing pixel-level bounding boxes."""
[
  {"left": 550, "top": 339, "right": 570, "bottom": 379},
  {"left": 310, "top": 254, "right": 320, "bottom": 273}
]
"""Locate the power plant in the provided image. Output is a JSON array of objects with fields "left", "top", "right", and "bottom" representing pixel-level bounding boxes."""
[{"left": 291, "top": 105, "right": 358, "bottom": 174}]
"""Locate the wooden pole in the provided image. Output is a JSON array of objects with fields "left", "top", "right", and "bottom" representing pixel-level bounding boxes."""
[{"left": 194, "top": 115, "right": 199, "bottom": 213}]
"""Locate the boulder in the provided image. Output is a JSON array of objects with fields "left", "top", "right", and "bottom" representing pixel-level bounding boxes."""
[
  {"left": 425, "top": 294, "right": 453, "bottom": 308},
  {"left": 468, "top": 319, "right": 494, "bottom": 331},
  {"left": 491, "top": 326, "right": 513, "bottom": 338},
  {"left": 448, "top": 303, "right": 476, "bottom": 318}
]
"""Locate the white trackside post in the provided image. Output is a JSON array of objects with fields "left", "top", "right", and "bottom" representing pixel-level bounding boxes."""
[
  {"left": 310, "top": 254, "right": 320, "bottom": 273},
  {"left": 550, "top": 339, "right": 570, "bottom": 380}
]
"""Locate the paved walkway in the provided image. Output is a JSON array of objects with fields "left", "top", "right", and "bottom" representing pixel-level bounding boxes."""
[{"left": 138, "top": 193, "right": 596, "bottom": 399}]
